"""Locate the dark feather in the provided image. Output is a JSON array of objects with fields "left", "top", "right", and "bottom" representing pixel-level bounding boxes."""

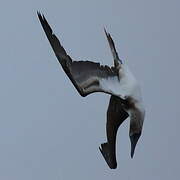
[{"left": 37, "top": 12, "right": 119, "bottom": 97}]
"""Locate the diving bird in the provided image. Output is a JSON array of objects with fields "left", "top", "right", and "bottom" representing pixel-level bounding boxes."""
[{"left": 37, "top": 12, "right": 145, "bottom": 169}]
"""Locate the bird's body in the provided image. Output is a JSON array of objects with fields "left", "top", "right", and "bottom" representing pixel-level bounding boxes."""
[
  {"left": 37, "top": 12, "right": 145, "bottom": 169},
  {"left": 100, "top": 64, "right": 139, "bottom": 99}
]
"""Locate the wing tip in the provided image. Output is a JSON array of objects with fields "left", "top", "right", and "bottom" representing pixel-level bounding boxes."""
[
  {"left": 103, "top": 28, "right": 122, "bottom": 65},
  {"left": 104, "top": 27, "right": 111, "bottom": 40},
  {"left": 37, "top": 11, "right": 53, "bottom": 36},
  {"left": 37, "top": 11, "right": 44, "bottom": 24},
  {"left": 37, "top": 11, "right": 43, "bottom": 20},
  {"left": 104, "top": 27, "right": 108, "bottom": 36}
]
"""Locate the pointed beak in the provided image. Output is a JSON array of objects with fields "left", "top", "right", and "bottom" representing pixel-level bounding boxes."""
[{"left": 130, "top": 132, "right": 141, "bottom": 158}]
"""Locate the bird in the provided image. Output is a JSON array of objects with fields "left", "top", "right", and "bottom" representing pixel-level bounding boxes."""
[{"left": 37, "top": 12, "right": 145, "bottom": 169}]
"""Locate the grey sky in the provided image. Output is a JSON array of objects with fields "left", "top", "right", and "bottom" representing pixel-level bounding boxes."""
[{"left": 0, "top": 0, "right": 179, "bottom": 179}]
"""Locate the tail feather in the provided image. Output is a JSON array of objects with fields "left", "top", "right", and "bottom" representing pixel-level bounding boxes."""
[{"left": 99, "top": 142, "right": 117, "bottom": 169}]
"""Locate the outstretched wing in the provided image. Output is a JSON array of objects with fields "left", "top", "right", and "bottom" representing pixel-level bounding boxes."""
[{"left": 37, "top": 12, "right": 120, "bottom": 97}]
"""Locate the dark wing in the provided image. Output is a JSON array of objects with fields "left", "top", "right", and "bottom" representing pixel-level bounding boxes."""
[
  {"left": 104, "top": 28, "right": 122, "bottom": 66},
  {"left": 37, "top": 12, "right": 119, "bottom": 97},
  {"left": 99, "top": 95, "right": 129, "bottom": 169}
]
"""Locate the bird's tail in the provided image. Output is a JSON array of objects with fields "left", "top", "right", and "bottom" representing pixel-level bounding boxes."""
[{"left": 99, "top": 142, "right": 117, "bottom": 169}]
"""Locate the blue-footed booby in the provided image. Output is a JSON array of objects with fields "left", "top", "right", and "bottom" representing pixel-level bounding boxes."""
[{"left": 37, "top": 12, "right": 145, "bottom": 169}]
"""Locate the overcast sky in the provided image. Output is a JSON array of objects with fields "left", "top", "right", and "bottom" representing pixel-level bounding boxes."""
[{"left": 0, "top": 0, "right": 179, "bottom": 179}]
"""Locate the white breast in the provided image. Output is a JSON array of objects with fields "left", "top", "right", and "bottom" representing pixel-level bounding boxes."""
[
  {"left": 119, "top": 65, "right": 142, "bottom": 99},
  {"left": 99, "top": 64, "right": 142, "bottom": 101}
]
